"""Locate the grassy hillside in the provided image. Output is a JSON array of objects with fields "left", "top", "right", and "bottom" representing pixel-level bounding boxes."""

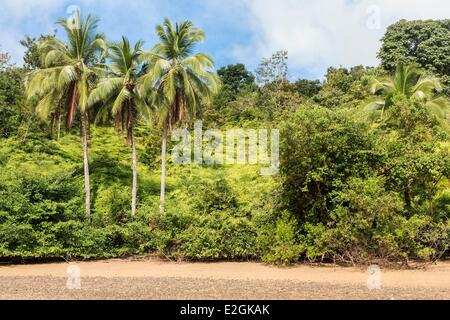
[{"left": 0, "top": 127, "right": 283, "bottom": 262}]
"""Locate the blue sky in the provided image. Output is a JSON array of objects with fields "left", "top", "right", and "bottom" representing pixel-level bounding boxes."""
[{"left": 1, "top": 0, "right": 450, "bottom": 79}]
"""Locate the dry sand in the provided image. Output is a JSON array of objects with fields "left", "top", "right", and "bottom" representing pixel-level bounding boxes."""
[{"left": 0, "top": 258, "right": 449, "bottom": 300}]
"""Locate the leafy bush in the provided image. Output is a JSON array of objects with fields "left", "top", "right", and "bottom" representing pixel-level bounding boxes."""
[
  {"left": 279, "top": 106, "right": 378, "bottom": 223},
  {"left": 433, "top": 189, "right": 450, "bottom": 220},
  {"left": 94, "top": 184, "right": 132, "bottom": 225},
  {"left": 260, "top": 212, "right": 303, "bottom": 265},
  {"left": 394, "top": 215, "right": 449, "bottom": 262},
  {"left": 301, "top": 177, "right": 449, "bottom": 264},
  {"left": 177, "top": 211, "right": 258, "bottom": 260},
  {"left": 188, "top": 178, "right": 239, "bottom": 213}
]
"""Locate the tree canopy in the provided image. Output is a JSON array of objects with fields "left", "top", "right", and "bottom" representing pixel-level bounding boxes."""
[{"left": 378, "top": 19, "right": 450, "bottom": 95}]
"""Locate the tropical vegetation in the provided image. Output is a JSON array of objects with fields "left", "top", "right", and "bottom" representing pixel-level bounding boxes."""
[{"left": 0, "top": 14, "right": 449, "bottom": 265}]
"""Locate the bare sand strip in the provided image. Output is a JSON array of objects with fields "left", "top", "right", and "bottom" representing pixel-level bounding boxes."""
[{"left": 1, "top": 258, "right": 450, "bottom": 289}]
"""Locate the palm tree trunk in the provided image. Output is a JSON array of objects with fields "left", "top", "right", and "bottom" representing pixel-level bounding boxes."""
[
  {"left": 81, "top": 113, "right": 91, "bottom": 217},
  {"left": 159, "top": 119, "right": 168, "bottom": 213},
  {"left": 130, "top": 109, "right": 137, "bottom": 217},
  {"left": 131, "top": 131, "right": 137, "bottom": 217},
  {"left": 122, "top": 107, "right": 127, "bottom": 145},
  {"left": 55, "top": 102, "right": 61, "bottom": 141}
]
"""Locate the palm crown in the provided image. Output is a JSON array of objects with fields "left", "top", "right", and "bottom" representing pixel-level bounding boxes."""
[
  {"left": 88, "top": 36, "right": 147, "bottom": 142},
  {"left": 141, "top": 18, "right": 220, "bottom": 129},
  {"left": 26, "top": 11, "right": 106, "bottom": 128}
]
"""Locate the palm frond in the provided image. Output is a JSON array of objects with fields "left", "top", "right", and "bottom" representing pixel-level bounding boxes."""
[
  {"left": 57, "top": 65, "right": 79, "bottom": 90},
  {"left": 88, "top": 77, "right": 124, "bottom": 107},
  {"left": 367, "top": 62, "right": 450, "bottom": 124},
  {"left": 426, "top": 96, "right": 450, "bottom": 119},
  {"left": 27, "top": 11, "right": 105, "bottom": 131},
  {"left": 111, "top": 87, "right": 131, "bottom": 116},
  {"left": 35, "top": 90, "right": 59, "bottom": 121}
]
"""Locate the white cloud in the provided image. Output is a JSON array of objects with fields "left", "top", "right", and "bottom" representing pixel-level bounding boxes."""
[
  {"left": 233, "top": 0, "right": 450, "bottom": 78},
  {"left": 1, "top": 0, "right": 450, "bottom": 78},
  {"left": 1, "top": 0, "right": 61, "bottom": 19},
  {"left": 0, "top": 0, "right": 63, "bottom": 63}
]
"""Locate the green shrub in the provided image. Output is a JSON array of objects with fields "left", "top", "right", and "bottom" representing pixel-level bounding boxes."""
[
  {"left": 188, "top": 178, "right": 239, "bottom": 213},
  {"left": 0, "top": 221, "right": 38, "bottom": 257},
  {"left": 394, "top": 215, "right": 449, "bottom": 261},
  {"left": 177, "top": 211, "right": 257, "bottom": 260},
  {"left": 279, "top": 106, "right": 378, "bottom": 223},
  {"left": 146, "top": 209, "right": 191, "bottom": 257},
  {"left": 301, "top": 177, "right": 449, "bottom": 264},
  {"left": 433, "top": 189, "right": 450, "bottom": 220},
  {"left": 260, "top": 212, "right": 302, "bottom": 265},
  {"left": 94, "top": 184, "right": 132, "bottom": 225}
]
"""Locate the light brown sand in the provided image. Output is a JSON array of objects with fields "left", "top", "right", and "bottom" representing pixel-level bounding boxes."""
[{"left": 0, "top": 258, "right": 449, "bottom": 299}]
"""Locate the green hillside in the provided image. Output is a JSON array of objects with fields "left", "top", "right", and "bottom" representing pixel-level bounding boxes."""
[
  {"left": 0, "top": 126, "right": 282, "bottom": 261},
  {"left": 1, "top": 16, "right": 449, "bottom": 265}
]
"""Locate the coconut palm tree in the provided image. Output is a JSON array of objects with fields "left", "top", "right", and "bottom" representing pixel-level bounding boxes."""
[
  {"left": 141, "top": 19, "right": 220, "bottom": 213},
  {"left": 366, "top": 63, "right": 450, "bottom": 120},
  {"left": 25, "top": 11, "right": 106, "bottom": 217},
  {"left": 88, "top": 36, "right": 148, "bottom": 216}
]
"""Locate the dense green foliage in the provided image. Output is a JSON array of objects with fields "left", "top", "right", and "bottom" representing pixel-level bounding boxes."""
[
  {"left": 378, "top": 19, "right": 450, "bottom": 95},
  {"left": 280, "top": 103, "right": 449, "bottom": 263},
  {"left": 0, "top": 16, "right": 449, "bottom": 265},
  {"left": 217, "top": 64, "right": 256, "bottom": 96},
  {"left": 0, "top": 53, "right": 26, "bottom": 138}
]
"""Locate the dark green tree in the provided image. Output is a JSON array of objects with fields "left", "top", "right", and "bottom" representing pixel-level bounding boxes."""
[
  {"left": 378, "top": 19, "right": 450, "bottom": 94},
  {"left": 0, "top": 52, "right": 24, "bottom": 138},
  {"left": 279, "top": 106, "right": 377, "bottom": 223},
  {"left": 292, "top": 79, "right": 321, "bottom": 98},
  {"left": 313, "top": 65, "right": 372, "bottom": 108},
  {"left": 20, "top": 34, "right": 55, "bottom": 71},
  {"left": 217, "top": 63, "right": 255, "bottom": 96}
]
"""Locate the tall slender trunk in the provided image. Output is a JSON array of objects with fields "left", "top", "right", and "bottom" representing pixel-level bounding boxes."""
[
  {"left": 129, "top": 105, "right": 137, "bottom": 217},
  {"left": 131, "top": 130, "right": 137, "bottom": 217},
  {"left": 55, "top": 102, "right": 61, "bottom": 141},
  {"left": 122, "top": 107, "right": 127, "bottom": 145},
  {"left": 159, "top": 119, "right": 168, "bottom": 213},
  {"left": 81, "top": 113, "right": 91, "bottom": 218}
]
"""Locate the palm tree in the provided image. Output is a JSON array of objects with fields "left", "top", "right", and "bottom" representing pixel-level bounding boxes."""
[
  {"left": 366, "top": 63, "right": 450, "bottom": 120},
  {"left": 141, "top": 19, "right": 220, "bottom": 213},
  {"left": 25, "top": 11, "right": 106, "bottom": 217},
  {"left": 88, "top": 37, "right": 148, "bottom": 216}
]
